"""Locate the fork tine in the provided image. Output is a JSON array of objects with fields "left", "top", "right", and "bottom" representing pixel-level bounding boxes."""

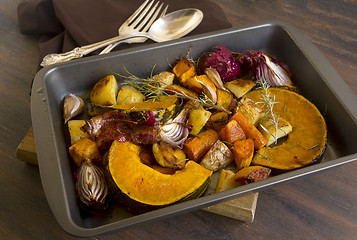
[
  {"left": 140, "top": 3, "right": 168, "bottom": 32},
  {"left": 137, "top": 2, "right": 164, "bottom": 31},
  {"left": 129, "top": 0, "right": 156, "bottom": 28},
  {"left": 122, "top": 0, "right": 150, "bottom": 26}
]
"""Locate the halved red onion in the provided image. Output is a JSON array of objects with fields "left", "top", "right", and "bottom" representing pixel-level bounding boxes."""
[
  {"left": 159, "top": 108, "right": 190, "bottom": 148},
  {"left": 74, "top": 162, "right": 110, "bottom": 210},
  {"left": 256, "top": 54, "right": 294, "bottom": 89}
]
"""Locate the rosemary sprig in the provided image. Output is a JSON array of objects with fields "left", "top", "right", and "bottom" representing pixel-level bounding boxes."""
[
  {"left": 115, "top": 68, "right": 231, "bottom": 113},
  {"left": 256, "top": 78, "right": 281, "bottom": 144}
]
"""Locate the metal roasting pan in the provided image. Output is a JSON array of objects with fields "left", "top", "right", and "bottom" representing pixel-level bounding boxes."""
[{"left": 31, "top": 21, "right": 357, "bottom": 237}]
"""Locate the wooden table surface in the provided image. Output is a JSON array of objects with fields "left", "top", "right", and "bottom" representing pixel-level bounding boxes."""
[{"left": 1, "top": 0, "right": 356, "bottom": 239}]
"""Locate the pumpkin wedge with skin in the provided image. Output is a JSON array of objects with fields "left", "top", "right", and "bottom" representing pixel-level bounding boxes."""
[
  {"left": 108, "top": 141, "right": 212, "bottom": 213},
  {"left": 244, "top": 88, "right": 327, "bottom": 171},
  {"left": 88, "top": 95, "right": 179, "bottom": 124}
]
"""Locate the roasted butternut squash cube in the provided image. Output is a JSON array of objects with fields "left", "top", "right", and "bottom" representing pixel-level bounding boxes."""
[
  {"left": 224, "top": 79, "right": 256, "bottom": 98},
  {"left": 219, "top": 119, "right": 246, "bottom": 144},
  {"left": 172, "top": 58, "right": 196, "bottom": 87},
  {"left": 200, "top": 140, "right": 234, "bottom": 171},
  {"left": 236, "top": 98, "right": 264, "bottom": 126},
  {"left": 67, "top": 120, "right": 89, "bottom": 145},
  {"left": 259, "top": 117, "right": 293, "bottom": 146},
  {"left": 90, "top": 75, "right": 118, "bottom": 106},
  {"left": 116, "top": 85, "right": 146, "bottom": 104},
  {"left": 230, "top": 111, "right": 267, "bottom": 150},
  {"left": 215, "top": 169, "right": 241, "bottom": 192},
  {"left": 234, "top": 166, "right": 271, "bottom": 185},
  {"left": 183, "top": 129, "right": 220, "bottom": 162},
  {"left": 69, "top": 138, "right": 102, "bottom": 166},
  {"left": 188, "top": 108, "right": 212, "bottom": 135},
  {"left": 216, "top": 88, "right": 234, "bottom": 110},
  {"left": 231, "top": 138, "right": 254, "bottom": 170}
]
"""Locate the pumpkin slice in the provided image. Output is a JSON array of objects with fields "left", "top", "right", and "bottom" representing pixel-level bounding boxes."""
[
  {"left": 244, "top": 88, "right": 327, "bottom": 171},
  {"left": 88, "top": 95, "right": 179, "bottom": 123},
  {"left": 108, "top": 141, "right": 212, "bottom": 213}
]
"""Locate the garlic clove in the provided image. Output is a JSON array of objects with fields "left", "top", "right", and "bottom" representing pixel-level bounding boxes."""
[
  {"left": 63, "top": 94, "right": 84, "bottom": 123},
  {"left": 204, "top": 67, "right": 226, "bottom": 90},
  {"left": 200, "top": 81, "right": 217, "bottom": 104}
]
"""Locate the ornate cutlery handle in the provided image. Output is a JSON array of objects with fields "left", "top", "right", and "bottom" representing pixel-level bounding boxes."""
[{"left": 40, "top": 34, "right": 144, "bottom": 67}]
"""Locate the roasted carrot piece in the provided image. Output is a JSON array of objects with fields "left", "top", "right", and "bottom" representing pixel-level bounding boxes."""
[
  {"left": 219, "top": 119, "right": 246, "bottom": 144},
  {"left": 183, "top": 129, "right": 220, "bottom": 162},
  {"left": 230, "top": 111, "right": 267, "bottom": 149},
  {"left": 231, "top": 138, "right": 254, "bottom": 170},
  {"left": 234, "top": 166, "right": 271, "bottom": 185}
]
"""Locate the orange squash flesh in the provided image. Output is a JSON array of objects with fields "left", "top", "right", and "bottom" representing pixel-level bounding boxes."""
[
  {"left": 244, "top": 88, "right": 327, "bottom": 171},
  {"left": 108, "top": 141, "right": 212, "bottom": 208}
]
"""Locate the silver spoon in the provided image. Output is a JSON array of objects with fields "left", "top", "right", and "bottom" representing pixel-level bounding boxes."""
[{"left": 40, "top": 8, "right": 203, "bottom": 67}]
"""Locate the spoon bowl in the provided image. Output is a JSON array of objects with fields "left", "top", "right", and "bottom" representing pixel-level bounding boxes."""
[{"left": 147, "top": 8, "right": 203, "bottom": 42}]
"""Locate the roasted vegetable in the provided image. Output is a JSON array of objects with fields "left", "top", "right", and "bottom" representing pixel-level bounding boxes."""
[
  {"left": 172, "top": 58, "right": 196, "bottom": 87},
  {"left": 88, "top": 95, "right": 179, "bottom": 124},
  {"left": 116, "top": 85, "right": 146, "bottom": 104},
  {"left": 151, "top": 71, "right": 175, "bottom": 86},
  {"left": 63, "top": 94, "right": 84, "bottom": 123},
  {"left": 216, "top": 88, "right": 234, "bottom": 111},
  {"left": 67, "top": 120, "right": 89, "bottom": 145},
  {"left": 69, "top": 138, "right": 102, "bottom": 166},
  {"left": 187, "top": 107, "right": 212, "bottom": 135},
  {"left": 224, "top": 79, "right": 256, "bottom": 99},
  {"left": 131, "top": 123, "right": 159, "bottom": 145},
  {"left": 108, "top": 141, "right": 212, "bottom": 213},
  {"left": 90, "top": 75, "right": 118, "bottom": 106},
  {"left": 245, "top": 88, "right": 327, "bottom": 171},
  {"left": 200, "top": 140, "right": 234, "bottom": 171},
  {"left": 259, "top": 117, "right": 292, "bottom": 146},
  {"left": 159, "top": 108, "right": 190, "bottom": 148},
  {"left": 206, "top": 111, "right": 229, "bottom": 132},
  {"left": 215, "top": 169, "right": 241, "bottom": 192},
  {"left": 197, "top": 46, "right": 241, "bottom": 82},
  {"left": 183, "top": 129, "right": 220, "bottom": 162},
  {"left": 186, "top": 74, "right": 216, "bottom": 95},
  {"left": 231, "top": 138, "right": 255, "bottom": 170},
  {"left": 152, "top": 141, "right": 187, "bottom": 169},
  {"left": 234, "top": 166, "right": 271, "bottom": 185},
  {"left": 219, "top": 119, "right": 246, "bottom": 144},
  {"left": 235, "top": 98, "right": 264, "bottom": 127},
  {"left": 166, "top": 84, "right": 198, "bottom": 99},
  {"left": 74, "top": 161, "right": 110, "bottom": 210},
  {"left": 230, "top": 111, "right": 267, "bottom": 150}
]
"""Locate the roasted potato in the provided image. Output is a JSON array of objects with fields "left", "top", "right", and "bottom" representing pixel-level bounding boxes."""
[
  {"left": 116, "top": 85, "right": 145, "bottom": 104},
  {"left": 67, "top": 120, "right": 89, "bottom": 145},
  {"left": 90, "top": 75, "right": 118, "bottom": 106},
  {"left": 200, "top": 140, "right": 234, "bottom": 171},
  {"left": 224, "top": 79, "right": 256, "bottom": 98}
]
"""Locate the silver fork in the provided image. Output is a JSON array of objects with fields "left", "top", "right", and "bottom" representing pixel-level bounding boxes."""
[
  {"left": 100, "top": 0, "right": 168, "bottom": 55},
  {"left": 40, "top": 0, "right": 167, "bottom": 67}
]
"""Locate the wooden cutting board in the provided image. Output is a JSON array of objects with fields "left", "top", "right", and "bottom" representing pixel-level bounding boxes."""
[{"left": 16, "top": 127, "right": 259, "bottom": 222}]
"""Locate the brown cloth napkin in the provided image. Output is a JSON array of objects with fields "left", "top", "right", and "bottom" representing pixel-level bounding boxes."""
[{"left": 17, "top": 0, "right": 232, "bottom": 65}]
